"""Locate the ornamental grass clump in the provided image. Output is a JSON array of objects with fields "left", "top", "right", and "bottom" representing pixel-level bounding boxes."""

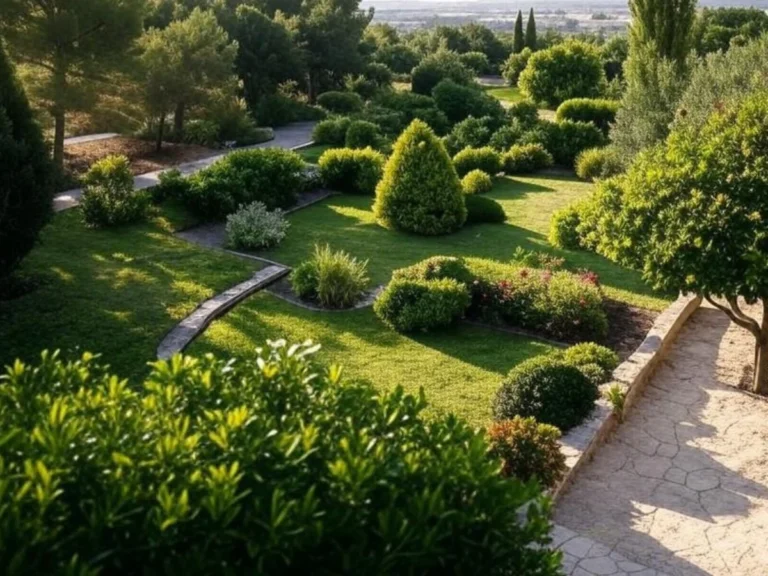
[{"left": 290, "top": 244, "right": 369, "bottom": 308}]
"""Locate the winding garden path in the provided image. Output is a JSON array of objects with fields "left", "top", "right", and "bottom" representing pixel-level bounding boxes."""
[{"left": 554, "top": 303, "right": 768, "bottom": 576}]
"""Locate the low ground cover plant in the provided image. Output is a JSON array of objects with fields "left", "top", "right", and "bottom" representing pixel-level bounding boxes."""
[
  {"left": 0, "top": 344, "right": 560, "bottom": 574},
  {"left": 225, "top": 201, "right": 289, "bottom": 250},
  {"left": 291, "top": 244, "right": 369, "bottom": 308},
  {"left": 80, "top": 155, "right": 150, "bottom": 227},
  {"left": 317, "top": 147, "right": 385, "bottom": 195}
]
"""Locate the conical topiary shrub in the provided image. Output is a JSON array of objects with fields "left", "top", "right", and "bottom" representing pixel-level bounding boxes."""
[{"left": 373, "top": 119, "right": 466, "bottom": 235}]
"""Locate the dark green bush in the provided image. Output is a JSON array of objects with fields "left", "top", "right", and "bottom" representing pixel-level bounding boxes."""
[
  {"left": 411, "top": 50, "right": 474, "bottom": 95},
  {"left": 488, "top": 416, "right": 566, "bottom": 488},
  {"left": 363, "top": 62, "right": 394, "bottom": 87},
  {"left": 344, "top": 120, "right": 381, "bottom": 149},
  {"left": 461, "top": 169, "right": 493, "bottom": 195},
  {"left": 453, "top": 146, "right": 502, "bottom": 177},
  {"left": 545, "top": 120, "right": 606, "bottom": 167},
  {"left": 80, "top": 155, "right": 150, "bottom": 227},
  {"left": 373, "top": 92, "right": 449, "bottom": 134},
  {"left": 0, "top": 344, "right": 560, "bottom": 575},
  {"left": 184, "top": 148, "right": 303, "bottom": 219},
  {"left": 318, "top": 147, "right": 385, "bottom": 195},
  {"left": 0, "top": 44, "right": 54, "bottom": 280},
  {"left": 465, "top": 195, "right": 506, "bottom": 224},
  {"left": 373, "top": 43, "right": 420, "bottom": 74},
  {"left": 493, "top": 355, "right": 599, "bottom": 431},
  {"left": 392, "top": 255, "right": 474, "bottom": 285},
  {"left": 443, "top": 116, "right": 494, "bottom": 155},
  {"left": 255, "top": 93, "right": 326, "bottom": 127},
  {"left": 501, "top": 47, "right": 532, "bottom": 85},
  {"left": 548, "top": 203, "right": 584, "bottom": 249},
  {"left": 154, "top": 168, "right": 191, "bottom": 202},
  {"left": 555, "top": 98, "right": 619, "bottom": 134},
  {"left": 374, "top": 277, "right": 470, "bottom": 332},
  {"left": 374, "top": 119, "right": 466, "bottom": 235},
  {"left": 312, "top": 117, "right": 352, "bottom": 146},
  {"left": 316, "top": 91, "right": 364, "bottom": 114},
  {"left": 489, "top": 123, "right": 523, "bottom": 151},
  {"left": 354, "top": 106, "right": 404, "bottom": 137},
  {"left": 506, "top": 99, "right": 539, "bottom": 128},
  {"left": 459, "top": 51, "right": 491, "bottom": 74},
  {"left": 410, "top": 106, "right": 450, "bottom": 135},
  {"left": 575, "top": 147, "right": 623, "bottom": 181},
  {"left": 182, "top": 119, "right": 219, "bottom": 147},
  {"left": 346, "top": 76, "right": 379, "bottom": 100},
  {"left": 432, "top": 79, "right": 504, "bottom": 125},
  {"left": 502, "top": 144, "right": 553, "bottom": 174}
]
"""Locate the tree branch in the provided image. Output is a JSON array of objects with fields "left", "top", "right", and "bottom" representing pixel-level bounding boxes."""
[
  {"left": 705, "top": 295, "right": 762, "bottom": 338},
  {"left": 726, "top": 296, "right": 762, "bottom": 333},
  {"left": 66, "top": 21, "right": 106, "bottom": 47}
]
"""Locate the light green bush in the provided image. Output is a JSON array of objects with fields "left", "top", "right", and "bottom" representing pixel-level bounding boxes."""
[
  {"left": 453, "top": 146, "right": 503, "bottom": 177},
  {"left": 80, "top": 155, "right": 150, "bottom": 227},
  {"left": 374, "top": 277, "right": 470, "bottom": 332},
  {"left": 502, "top": 143, "right": 553, "bottom": 174},
  {"left": 318, "top": 147, "right": 385, "bottom": 195},
  {"left": 461, "top": 169, "right": 493, "bottom": 195},
  {"left": 290, "top": 244, "right": 369, "bottom": 308}
]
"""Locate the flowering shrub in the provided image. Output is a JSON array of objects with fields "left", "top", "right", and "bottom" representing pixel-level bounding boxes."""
[{"left": 225, "top": 201, "right": 289, "bottom": 250}]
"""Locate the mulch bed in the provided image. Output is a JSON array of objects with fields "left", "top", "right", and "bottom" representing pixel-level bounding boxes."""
[
  {"left": 63, "top": 136, "right": 218, "bottom": 181},
  {"left": 602, "top": 298, "right": 658, "bottom": 360}
]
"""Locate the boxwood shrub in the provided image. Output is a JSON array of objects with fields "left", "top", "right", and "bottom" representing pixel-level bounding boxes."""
[
  {"left": 493, "top": 355, "right": 600, "bottom": 431},
  {"left": 312, "top": 117, "right": 352, "bottom": 146},
  {"left": 374, "top": 277, "right": 470, "bottom": 332},
  {"left": 318, "top": 147, "right": 385, "bottom": 195},
  {"left": 345, "top": 120, "right": 381, "bottom": 149},
  {"left": 184, "top": 148, "right": 303, "bottom": 219},
  {"left": 453, "top": 146, "right": 503, "bottom": 177},
  {"left": 489, "top": 123, "right": 524, "bottom": 151},
  {"left": 461, "top": 169, "right": 493, "bottom": 195},
  {"left": 545, "top": 120, "right": 606, "bottom": 167},
  {"left": 502, "top": 144, "right": 553, "bottom": 174},
  {"left": 465, "top": 195, "right": 507, "bottom": 224},
  {"left": 316, "top": 90, "right": 364, "bottom": 114},
  {"left": 431, "top": 79, "right": 505, "bottom": 125},
  {"left": 391, "top": 255, "right": 474, "bottom": 285},
  {"left": 555, "top": 98, "right": 619, "bottom": 134},
  {"left": 0, "top": 345, "right": 561, "bottom": 575}
]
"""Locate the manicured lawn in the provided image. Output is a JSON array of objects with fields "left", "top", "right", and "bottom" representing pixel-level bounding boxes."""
[
  {"left": 484, "top": 85, "right": 524, "bottom": 103},
  {"left": 296, "top": 143, "right": 331, "bottom": 164}
]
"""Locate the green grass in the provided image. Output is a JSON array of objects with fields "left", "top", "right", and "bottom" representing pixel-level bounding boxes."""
[
  {"left": 296, "top": 144, "right": 332, "bottom": 164},
  {"left": 0, "top": 206, "right": 256, "bottom": 379},
  {"left": 484, "top": 85, "right": 524, "bottom": 103}
]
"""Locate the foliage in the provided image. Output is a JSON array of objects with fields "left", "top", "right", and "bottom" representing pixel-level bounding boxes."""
[
  {"left": 391, "top": 256, "right": 475, "bottom": 285},
  {"left": 312, "top": 117, "right": 352, "bottom": 146},
  {"left": 513, "top": 10, "right": 525, "bottom": 54},
  {"left": 411, "top": 50, "right": 474, "bottom": 95},
  {"left": 489, "top": 123, "right": 524, "bottom": 151},
  {"left": 442, "top": 116, "right": 495, "bottom": 155},
  {"left": 182, "top": 119, "right": 220, "bottom": 147},
  {"left": 453, "top": 147, "right": 503, "bottom": 177},
  {"left": 461, "top": 170, "right": 493, "bottom": 195},
  {"left": 519, "top": 41, "right": 605, "bottom": 106},
  {"left": 374, "top": 119, "right": 466, "bottom": 235},
  {"left": 694, "top": 7, "right": 768, "bottom": 54},
  {"left": 502, "top": 144, "right": 553, "bottom": 174},
  {"left": 548, "top": 203, "right": 584, "bottom": 250},
  {"left": 0, "top": 45, "right": 54, "bottom": 281},
  {"left": 0, "top": 342, "right": 561, "bottom": 574},
  {"left": 254, "top": 92, "right": 326, "bottom": 127},
  {"left": 600, "top": 35, "right": 629, "bottom": 80},
  {"left": 629, "top": 0, "right": 696, "bottom": 64},
  {"left": 561, "top": 342, "right": 619, "bottom": 383},
  {"left": 344, "top": 120, "right": 382, "bottom": 149},
  {"left": 290, "top": 244, "right": 369, "bottom": 308},
  {"left": 431, "top": 79, "right": 505, "bottom": 125},
  {"left": 185, "top": 148, "right": 304, "bottom": 220},
  {"left": 575, "top": 147, "right": 623, "bottom": 181},
  {"left": 373, "top": 91, "right": 449, "bottom": 134},
  {"left": 502, "top": 47, "right": 532, "bottom": 86},
  {"left": 374, "top": 43, "right": 420, "bottom": 74},
  {"left": 465, "top": 195, "right": 507, "bottom": 225},
  {"left": 153, "top": 168, "right": 191, "bottom": 203},
  {"left": 318, "top": 147, "right": 385, "bottom": 195},
  {"left": 493, "top": 355, "right": 599, "bottom": 431},
  {"left": 374, "top": 277, "right": 470, "bottom": 332},
  {"left": 545, "top": 120, "right": 607, "bottom": 167},
  {"left": 604, "top": 383, "right": 627, "bottom": 421},
  {"left": 460, "top": 23, "right": 508, "bottom": 65},
  {"left": 317, "top": 91, "right": 364, "bottom": 114},
  {"left": 80, "top": 155, "right": 149, "bottom": 228},
  {"left": 525, "top": 8, "right": 537, "bottom": 50},
  {"left": 555, "top": 98, "right": 619, "bottom": 134},
  {"left": 225, "top": 201, "right": 289, "bottom": 250},
  {"left": 458, "top": 51, "right": 490, "bottom": 74},
  {"left": 488, "top": 416, "right": 565, "bottom": 488},
  {"left": 506, "top": 99, "right": 539, "bottom": 128}
]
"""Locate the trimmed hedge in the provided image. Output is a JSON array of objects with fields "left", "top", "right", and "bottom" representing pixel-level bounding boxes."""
[
  {"left": 461, "top": 169, "right": 493, "bottom": 195},
  {"left": 313, "top": 117, "right": 352, "bottom": 146},
  {"left": 493, "top": 355, "right": 599, "bottom": 431},
  {"left": 443, "top": 116, "right": 495, "bottom": 155},
  {"left": 560, "top": 342, "right": 619, "bottom": 384},
  {"left": 374, "top": 277, "right": 470, "bottom": 332},
  {"left": 316, "top": 91, "right": 364, "bottom": 114},
  {"left": 453, "top": 146, "right": 503, "bottom": 177},
  {"left": 465, "top": 195, "right": 507, "bottom": 224},
  {"left": 506, "top": 100, "right": 539, "bottom": 128},
  {"left": 502, "top": 144, "right": 553, "bottom": 174},
  {"left": 545, "top": 120, "right": 606, "bottom": 167},
  {"left": 555, "top": 98, "right": 619, "bottom": 134},
  {"left": 0, "top": 345, "right": 560, "bottom": 574},
  {"left": 318, "top": 147, "right": 385, "bottom": 195},
  {"left": 489, "top": 123, "right": 523, "bottom": 151},
  {"left": 391, "top": 255, "right": 475, "bottom": 285}
]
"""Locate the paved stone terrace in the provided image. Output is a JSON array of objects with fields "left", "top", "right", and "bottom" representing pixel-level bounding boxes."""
[{"left": 554, "top": 304, "right": 768, "bottom": 575}]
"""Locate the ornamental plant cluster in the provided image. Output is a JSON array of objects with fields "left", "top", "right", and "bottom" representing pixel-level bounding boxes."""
[
  {"left": 374, "top": 255, "right": 608, "bottom": 342},
  {"left": 0, "top": 344, "right": 561, "bottom": 575},
  {"left": 290, "top": 244, "right": 370, "bottom": 309}
]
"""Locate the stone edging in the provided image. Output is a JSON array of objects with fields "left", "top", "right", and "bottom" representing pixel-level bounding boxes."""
[
  {"left": 551, "top": 293, "right": 703, "bottom": 501},
  {"left": 156, "top": 264, "right": 289, "bottom": 360}
]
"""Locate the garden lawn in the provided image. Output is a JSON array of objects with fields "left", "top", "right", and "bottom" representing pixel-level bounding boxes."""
[
  {"left": 296, "top": 144, "right": 331, "bottom": 164},
  {"left": 0, "top": 206, "right": 256, "bottom": 379},
  {"left": 484, "top": 85, "right": 523, "bottom": 103}
]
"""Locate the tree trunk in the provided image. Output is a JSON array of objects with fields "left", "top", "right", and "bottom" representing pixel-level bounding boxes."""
[
  {"left": 53, "top": 111, "right": 66, "bottom": 167},
  {"left": 52, "top": 55, "right": 67, "bottom": 167},
  {"left": 755, "top": 301, "right": 768, "bottom": 395},
  {"left": 173, "top": 102, "right": 185, "bottom": 139},
  {"left": 156, "top": 115, "right": 165, "bottom": 152}
]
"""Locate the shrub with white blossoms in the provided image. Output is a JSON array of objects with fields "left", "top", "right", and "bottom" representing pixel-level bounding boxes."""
[{"left": 225, "top": 201, "right": 289, "bottom": 250}]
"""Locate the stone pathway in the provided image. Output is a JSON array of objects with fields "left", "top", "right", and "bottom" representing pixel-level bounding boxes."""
[
  {"left": 63, "top": 133, "right": 119, "bottom": 146},
  {"left": 53, "top": 122, "right": 316, "bottom": 212},
  {"left": 554, "top": 303, "right": 768, "bottom": 576}
]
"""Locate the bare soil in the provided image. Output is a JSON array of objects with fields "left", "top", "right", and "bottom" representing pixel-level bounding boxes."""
[{"left": 603, "top": 299, "right": 659, "bottom": 360}]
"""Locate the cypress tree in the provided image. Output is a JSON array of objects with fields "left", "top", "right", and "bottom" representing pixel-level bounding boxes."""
[
  {"left": 628, "top": 0, "right": 697, "bottom": 65},
  {"left": 0, "top": 42, "right": 54, "bottom": 281},
  {"left": 525, "top": 8, "right": 537, "bottom": 50},
  {"left": 513, "top": 11, "right": 525, "bottom": 53}
]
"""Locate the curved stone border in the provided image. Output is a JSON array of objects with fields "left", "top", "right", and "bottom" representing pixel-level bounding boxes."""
[
  {"left": 266, "top": 282, "right": 384, "bottom": 311},
  {"left": 552, "top": 293, "right": 703, "bottom": 501},
  {"left": 156, "top": 264, "right": 289, "bottom": 359}
]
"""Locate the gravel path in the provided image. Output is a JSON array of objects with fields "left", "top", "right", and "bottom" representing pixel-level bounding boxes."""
[
  {"left": 63, "top": 133, "right": 119, "bottom": 146},
  {"left": 554, "top": 302, "right": 768, "bottom": 576}
]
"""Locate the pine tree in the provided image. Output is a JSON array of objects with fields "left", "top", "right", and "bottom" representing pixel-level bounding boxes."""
[
  {"left": 513, "top": 11, "right": 525, "bottom": 53},
  {"left": 0, "top": 42, "right": 54, "bottom": 281},
  {"left": 374, "top": 119, "right": 466, "bottom": 235},
  {"left": 525, "top": 8, "right": 537, "bottom": 50}
]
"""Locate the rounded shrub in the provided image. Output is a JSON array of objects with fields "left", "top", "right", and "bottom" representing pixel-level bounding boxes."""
[
  {"left": 502, "top": 144, "right": 553, "bottom": 174},
  {"left": 411, "top": 50, "right": 474, "bottom": 95},
  {"left": 0, "top": 344, "right": 560, "bottom": 575},
  {"left": 575, "top": 147, "right": 623, "bottom": 181},
  {"left": 493, "top": 355, "right": 599, "bottom": 431},
  {"left": 489, "top": 123, "right": 523, "bottom": 151},
  {"left": 0, "top": 43, "right": 54, "bottom": 280},
  {"left": 290, "top": 244, "right": 369, "bottom": 308},
  {"left": 316, "top": 91, "right": 364, "bottom": 114},
  {"left": 374, "top": 277, "right": 470, "bottom": 332},
  {"left": 545, "top": 272, "right": 608, "bottom": 341},
  {"left": 374, "top": 119, "right": 466, "bottom": 235},
  {"left": 555, "top": 98, "right": 619, "bottom": 134},
  {"left": 312, "top": 117, "right": 352, "bottom": 146},
  {"left": 344, "top": 120, "right": 381, "bottom": 149},
  {"left": 548, "top": 203, "right": 583, "bottom": 249},
  {"left": 442, "top": 116, "right": 494, "bottom": 155},
  {"left": 465, "top": 195, "right": 507, "bottom": 224},
  {"left": 392, "top": 256, "right": 474, "bottom": 285},
  {"left": 225, "top": 201, "right": 289, "bottom": 250},
  {"left": 318, "top": 147, "right": 385, "bottom": 195},
  {"left": 154, "top": 168, "right": 191, "bottom": 202},
  {"left": 488, "top": 416, "right": 566, "bottom": 488},
  {"left": 562, "top": 342, "right": 619, "bottom": 373},
  {"left": 546, "top": 120, "right": 606, "bottom": 167},
  {"left": 578, "top": 362, "right": 609, "bottom": 386},
  {"left": 501, "top": 47, "right": 532, "bottom": 86},
  {"left": 185, "top": 148, "right": 303, "bottom": 219},
  {"left": 80, "top": 155, "right": 150, "bottom": 227},
  {"left": 506, "top": 99, "right": 539, "bottom": 127},
  {"left": 431, "top": 79, "right": 504, "bottom": 125},
  {"left": 519, "top": 40, "right": 606, "bottom": 106},
  {"left": 453, "top": 146, "right": 502, "bottom": 177},
  {"left": 459, "top": 51, "right": 490, "bottom": 74},
  {"left": 461, "top": 169, "right": 493, "bottom": 195}
]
